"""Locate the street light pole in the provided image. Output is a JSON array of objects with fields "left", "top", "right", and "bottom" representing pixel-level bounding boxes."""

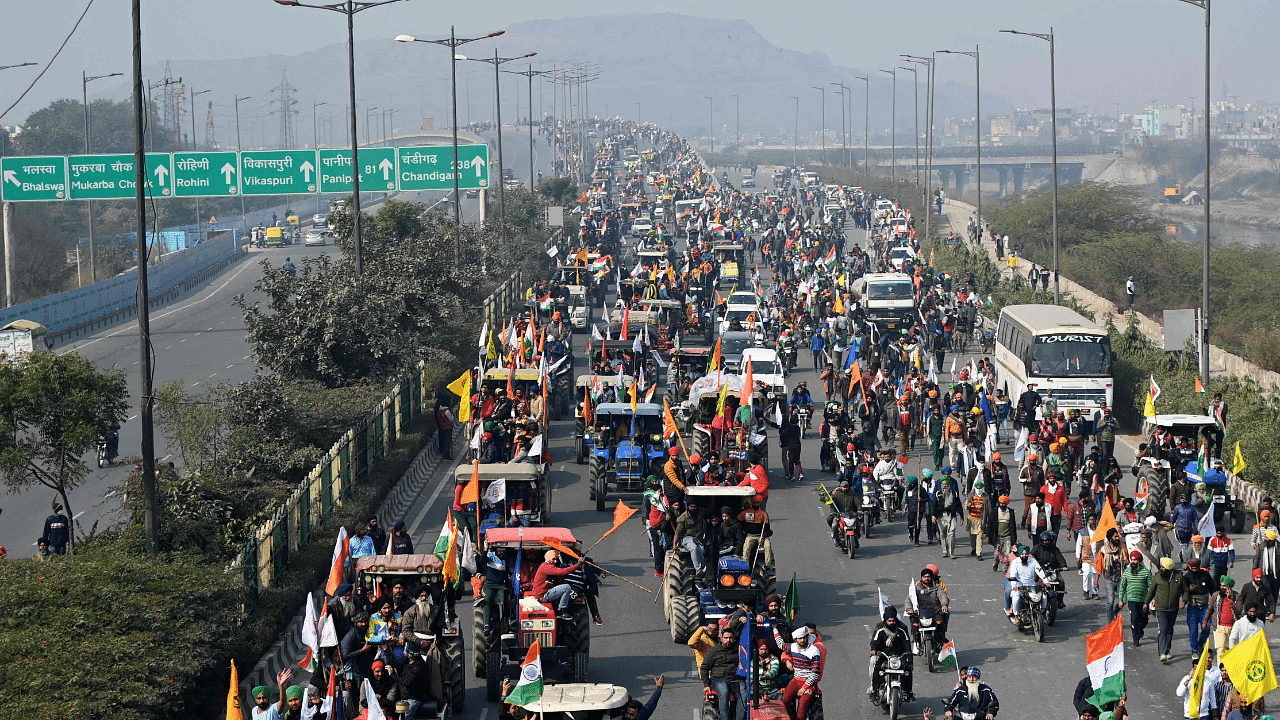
[
  {"left": 83, "top": 70, "right": 122, "bottom": 283},
  {"left": 898, "top": 66, "right": 920, "bottom": 187},
  {"left": 313, "top": 100, "right": 327, "bottom": 214},
  {"left": 1177, "top": 0, "right": 1212, "bottom": 386},
  {"left": 939, "top": 47, "right": 982, "bottom": 243},
  {"left": 704, "top": 96, "right": 713, "bottom": 154},
  {"left": 275, "top": 0, "right": 418, "bottom": 276},
  {"left": 731, "top": 94, "right": 740, "bottom": 156},
  {"left": 789, "top": 95, "right": 798, "bottom": 167},
  {"left": 464, "top": 50, "right": 537, "bottom": 248},
  {"left": 189, "top": 88, "right": 210, "bottom": 248},
  {"left": 831, "top": 82, "right": 847, "bottom": 169},
  {"left": 235, "top": 94, "right": 251, "bottom": 235},
  {"left": 903, "top": 54, "right": 935, "bottom": 241},
  {"left": 853, "top": 77, "right": 868, "bottom": 177},
  {"left": 396, "top": 28, "right": 505, "bottom": 260},
  {"left": 503, "top": 65, "right": 551, "bottom": 192},
  {"left": 880, "top": 70, "right": 896, "bottom": 184},
  {"left": 1001, "top": 29, "right": 1059, "bottom": 303},
  {"left": 812, "top": 86, "right": 825, "bottom": 165}
]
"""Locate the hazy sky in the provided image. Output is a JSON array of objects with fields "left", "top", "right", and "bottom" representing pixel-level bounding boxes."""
[{"left": 3, "top": 0, "right": 1277, "bottom": 124}]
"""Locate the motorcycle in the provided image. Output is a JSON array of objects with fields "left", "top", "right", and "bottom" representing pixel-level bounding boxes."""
[
  {"left": 911, "top": 610, "right": 941, "bottom": 672},
  {"left": 97, "top": 439, "right": 110, "bottom": 468},
  {"left": 1043, "top": 568, "right": 1066, "bottom": 626},
  {"left": 860, "top": 487, "right": 878, "bottom": 539},
  {"left": 779, "top": 345, "right": 796, "bottom": 374},
  {"left": 878, "top": 478, "right": 899, "bottom": 521},
  {"left": 872, "top": 652, "right": 912, "bottom": 720},
  {"left": 833, "top": 511, "right": 860, "bottom": 558},
  {"left": 1015, "top": 583, "right": 1049, "bottom": 642},
  {"left": 795, "top": 405, "right": 812, "bottom": 439},
  {"left": 818, "top": 424, "right": 843, "bottom": 472}
]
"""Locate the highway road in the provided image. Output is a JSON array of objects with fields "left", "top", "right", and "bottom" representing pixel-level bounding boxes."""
[{"left": 383, "top": 165, "right": 1237, "bottom": 720}]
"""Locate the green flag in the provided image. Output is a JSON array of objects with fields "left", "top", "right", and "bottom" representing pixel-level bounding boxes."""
[
  {"left": 816, "top": 484, "right": 833, "bottom": 506},
  {"left": 783, "top": 573, "right": 800, "bottom": 622}
]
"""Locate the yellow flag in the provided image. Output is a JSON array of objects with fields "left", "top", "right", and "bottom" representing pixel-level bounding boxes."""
[
  {"left": 628, "top": 382, "right": 638, "bottom": 414},
  {"left": 716, "top": 377, "right": 729, "bottom": 417},
  {"left": 1187, "top": 640, "right": 1213, "bottom": 714},
  {"left": 834, "top": 294, "right": 844, "bottom": 315},
  {"left": 447, "top": 370, "right": 471, "bottom": 398},
  {"left": 486, "top": 330, "right": 497, "bottom": 360},
  {"left": 1235, "top": 441, "right": 1247, "bottom": 476},
  {"left": 227, "top": 660, "right": 245, "bottom": 720},
  {"left": 1221, "top": 627, "right": 1277, "bottom": 703}
]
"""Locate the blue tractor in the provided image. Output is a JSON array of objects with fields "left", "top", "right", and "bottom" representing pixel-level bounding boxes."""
[{"left": 585, "top": 402, "right": 667, "bottom": 511}]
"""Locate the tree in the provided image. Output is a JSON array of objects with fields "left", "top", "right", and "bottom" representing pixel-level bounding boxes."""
[
  {"left": 0, "top": 352, "right": 128, "bottom": 552},
  {"left": 537, "top": 176, "right": 580, "bottom": 206}
]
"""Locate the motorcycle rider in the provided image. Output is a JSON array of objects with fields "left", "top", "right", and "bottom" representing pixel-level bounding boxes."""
[
  {"left": 873, "top": 449, "right": 901, "bottom": 514},
  {"left": 1006, "top": 545, "right": 1049, "bottom": 627},
  {"left": 1032, "top": 531, "right": 1070, "bottom": 609},
  {"left": 790, "top": 383, "right": 814, "bottom": 429},
  {"left": 868, "top": 606, "right": 915, "bottom": 702},
  {"left": 828, "top": 475, "right": 861, "bottom": 548},
  {"left": 906, "top": 565, "right": 950, "bottom": 646},
  {"left": 942, "top": 666, "right": 1000, "bottom": 719}
]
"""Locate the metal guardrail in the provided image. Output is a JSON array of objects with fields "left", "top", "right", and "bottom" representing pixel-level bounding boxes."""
[{"left": 236, "top": 270, "right": 523, "bottom": 610}]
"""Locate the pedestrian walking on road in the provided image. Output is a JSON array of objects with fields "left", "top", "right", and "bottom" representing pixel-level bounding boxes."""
[
  {"left": 1146, "top": 556, "right": 1187, "bottom": 663},
  {"left": 1119, "top": 550, "right": 1153, "bottom": 646},
  {"left": 1126, "top": 276, "right": 1136, "bottom": 311},
  {"left": 934, "top": 476, "right": 963, "bottom": 559}
]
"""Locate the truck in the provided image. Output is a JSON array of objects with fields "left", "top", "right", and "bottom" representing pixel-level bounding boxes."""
[{"left": 851, "top": 272, "right": 916, "bottom": 335}]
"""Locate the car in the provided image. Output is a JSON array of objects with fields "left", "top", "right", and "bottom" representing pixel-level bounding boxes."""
[
  {"left": 725, "top": 291, "right": 760, "bottom": 308},
  {"left": 718, "top": 330, "right": 753, "bottom": 374},
  {"left": 465, "top": 188, "right": 480, "bottom": 199},
  {"left": 739, "top": 347, "right": 788, "bottom": 401},
  {"left": 630, "top": 216, "right": 654, "bottom": 237},
  {"left": 718, "top": 304, "right": 760, "bottom": 337},
  {"left": 741, "top": 174, "right": 755, "bottom": 188},
  {"left": 311, "top": 213, "right": 327, "bottom": 225},
  {"left": 888, "top": 246, "right": 917, "bottom": 270}
]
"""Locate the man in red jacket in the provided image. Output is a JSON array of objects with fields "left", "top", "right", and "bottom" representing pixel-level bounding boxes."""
[
  {"left": 534, "top": 550, "right": 581, "bottom": 614},
  {"left": 1040, "top": 471, "right": 1068, "bottom": 537}
]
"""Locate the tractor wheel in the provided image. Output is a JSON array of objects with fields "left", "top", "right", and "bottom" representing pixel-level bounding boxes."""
[
  {"left": 573, "top": 651, "right": 590, "bottom": 683},
  {"left": 762, "top": 573, "right": 777, "bottom": 599},
  {"left": 671, "top": 593, "right": 700, "bottom": 644},
  {"left": 576, "top": 436, "right": 586, "bottom": 465},
  {"left": 702, "top": 699, "right": 721, "bottom": 720},
  {"left": 692, "top": 432, "right": 710, "bottom": 461},
  {"left": 808, "top": 697, "right": 825, "bottom": 720},
  {"left": 664, "top": 551, "right": 691, "bottom": 622},
  {"left": 485, "top": 650, "right": 502, "bottom": 703},
  {"left": 563, "top": 603, "right": 592, "bottom": 656},
  {"left": 472, "top": 600, "right": 492, "bottom": 679},
  {"left": 589, "top": 455, "right": 606, "bottom": 500},
  {"left": 440, "top": 634, "right": 466, "bottom": 713},
  {"left": 1232, "top": 499, "right": 1247, "bottom": 533},
  {"left": 1141, "top": 469, "right": 1169, "bottom": 522}
]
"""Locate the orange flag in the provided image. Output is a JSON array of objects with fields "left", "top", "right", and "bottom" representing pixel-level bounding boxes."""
[
  {"left": 582, "top": 386, "right": 594, "bottom": 426},
  {"left": 602, "top": 500, "right": 638, "bottom": 539},
  {"left": 709, "top": 337, "right": 722, "bottom": 372},
  {"left": 541, "top": 536, "right": 581, "bottom": 560},
  {"left": 740, "top": 356, "right": 755, "bottom": 407},
  {"left": 459, "top": 461, "right": 481, "bottom": 505},
  {"left": 1091, "top": 499, "right": 1119, "bottom": 571},
  {"left": 663, "top": 398, "right": 689, "bottom": 458},
  {"left": 1195, "top": 376, "right": 1205, "bottom": 393},
  {"left": 619, "top": 307, "right": 630, "bottom": 341},
  {"left": 847, "top": 359, "right": 861, "bottom": 399}
]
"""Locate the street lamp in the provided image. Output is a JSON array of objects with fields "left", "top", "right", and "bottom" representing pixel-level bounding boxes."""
[
  {"left": 812, "top": 86, "right": 825, "bottom": 165},
  {"left": 314, "top": 100, "right": 328, "bottom": 214},
  {"left": 503, "top": 65, "right": 551, "bottom": 192},
  {"left": 273, "top": 0, "right": 417, "bottom": 276},
  {"left": 0, "top": 62, "right": 36, "bottom": 72},
  {"left": 189, "top": 88, "right": 211, "bottom": 250},
  {"left": 902, "top": 54, "right": 935, "bottom": 242},
  {"left": 852, "top": 77, "right": 868, "bottom": 178},
  {"left": 1175, "top": 0, "right": 1213, "bottom": 386},
  {"left": 1001, "top": 28, "right": 1060, "bottom": 304},
  {"left": 831, "top": 82, "right": 847, "bottom": 168},
  {"left": 462, "top": 50, "right": 537, "bottom": 244},
  {"left": 83, "top": 70, "right": 122, "bottom": 283},
  {"left": 365, "top": 106, "right": 377, "bottom": 144},
  {"left": 898, "top": 67, "right": 920, "bottom": 187},
  {"left": 704, "top": 96, "right": 713, "bottom": 154},
  {"left": 235, "top": 95, "right": 251, "bottom": 234},
  {"left": 789, "top": 95, "right": 799, "bottom": 168},
  {"left": 730, "top": 94, "right": 740, "bottom": 156},
  {"left": 939, "top": 47, "right": 982, "bottom": 242},
  {"left": 879, "top": 69, "right": 896, "bottom": 184},
  {"left": 396, "top": 29, "right": 505, "bottom": 246}
]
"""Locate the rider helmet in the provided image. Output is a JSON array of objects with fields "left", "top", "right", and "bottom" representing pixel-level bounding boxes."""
[{"left": 1039, "top": 531, "right": 1055, "bottom": 545}]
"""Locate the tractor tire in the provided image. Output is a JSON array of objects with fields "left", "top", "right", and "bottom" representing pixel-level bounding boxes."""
[
  {"left": 576, "top": 436, "right": 586, "bottom": 465},
  {"left": 671, "top": 594, "right": 700, "bottom": 644},
  {"left": 440, "top": 634, "right": 466, "bottom": 713},
  {"left": 702, "top": 699, "right": 721, "bottom": 720},
  {"left": 589, "top": 455, "right": 606, "bottom": 501},
  {"left": 762, "top": 573, "right": 777, "bottom": 599},
  {"left": 1141, "top": 469, "right": 1169, "bottom": 522},
  {"left": 692, "top": 432, "right": 710, "bottom": 462},
  {"left": 573, "top": 651, "right": 590, "bottom": 683},
  {"left": 564, "top": 603, "right": 592, "bottom": 656},
  {"left": 808, "top": 697, "right": 825, "bottom": 720},
  {"left": 664, "top": 551, "right": 691, "bottom": 622},
  {"left": 472, "top": 601, "right": 493, "bottom": 679},
  {"left": 486, "top": 650, "right": 502, "bottom": 702},
  {"left": 1232, "top": 499, "right": 1247, "bottom": 533}
]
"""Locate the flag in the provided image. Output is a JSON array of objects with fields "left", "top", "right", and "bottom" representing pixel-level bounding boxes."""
[
  {"left": 486, "top": 328, "right": 497, "bottom": 361},
  {"left": 459, "top": 461, "right": 480, "bottom": 505},
  {"left": 1187, "top": 642, "right": 1212, "bottom": 716},
  {"left": 325, "top": 526, "right": 350, "bottom": 596},
  {"left": 483, "top": 478, "right": 507, "bottom": 505},
  {"left": 602, "top": 500, "right": 638, "bottom": 539},
  {"left": 735, "top": 613, "right": 754, "bottom": 704},
  {"left": 876, "top": 586, "right": 891, "bottom": 618},
  {"left": 628, "top": 382, "right": 638, "bottom": 414},
  {"left": 1195, "top": 375, "right": 1205, "bottom": 393},
  {"left": 227, "top": 660, "right": 245, "bottom": 720},
  {"left": 645, "top": 384, "right": 657, "bottom": 403},
  {"left": 1235, "top": 441, "right": 1247, "bottom": 476},
  {"left": 662, "top": 398, "right": 680, "bottom": 440},
  {"left": 1133, "top": 489, "right": 1148, "bottom": 511},
  {"left": 361, "top": 678, "right": 388, "bottom": 720},
  {"left": 937, "top": 641, "right": 958, "bottom": 668},
  {"left": 834, "top": 294, "right": 844, "bottom": 314},
  {"left": 1197, "top": 501, "right": 1217, "bottom": 539},
  {"left": 740, "top": 357, "right": 755, "bottom": 406},
  {"left": 504, "top": 640, "right": 545, "bottom": 706},
  {"left": 319, "top": 613, "right": 338, "bottom": 648},
  {"left": 783, "top": 573, "right": 800, "bottom": 621},
  {"left": 716, "top": 376, "right": 730, "bottom": 418},
  {"left": 1221, "top": 628, "right": 1277, "bottom": 703},
  {"left": 1212, "top": 402, "right": 1225, "bottom": 431},
  {"left": 979, "top": 391, "right": 994, "bottom": 422},
  {"left": 323, "top": 664, "right": 342, "bottom": 720},
  {"left": 871, "top": 368, "right": 885, "bottom": 391},
  {"left": 300, "top": 592, "right": 320, "bottom": 671},
  {"left": 1086, "top": 615, "right": 1126, "bottom": 709},
  {"left": 541, "top": 536, "right": 581, "bottom": 560},
  {"left": 442, "top": 516, "right": 460, "bottom": 585},
  {"left": 448, "top": 370, "right": 472, "bottom": 422},
  {"left": 592, "top": 324, "right": 604, "bottom": 342},
  {"left": 709, "top": 338, "right": 722, "bottom": 372},
  {"left": 823, "top": 245, "right": 836, "bottom": 268},
  {"left": 817, "top": 484, "right": 833, "bottom": 506},
  {"left": 582, "top": 386, "right": 594, "bottom": 427},
  {"left": 1198, "top": 439, "right": 1208, "bottom": 474},
  {"left": 1144, "top": 375, "right": 1161, "bottom": 418},
  {"left": 620, "top": 308, "right": 630, "bottom": 340}
]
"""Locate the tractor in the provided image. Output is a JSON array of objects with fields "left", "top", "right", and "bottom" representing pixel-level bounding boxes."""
[
  {"left": 679, "top": 373, "right": 747, "bottom": 462},
  {"left": 474, "top": 527, "right": 592, "bottom": 702},
  {"left": 586, "top": 402, "right": 667, "bottom": 511},
  {"left": 354, "top": 554, "right": 466, "bottom": 713},
  {"left": 574, "top": 372, "right": 635, "bottom": 464},
  {"left": 1134, "top": 414, "right": 1236, "bottom": 525},
  {"left": 455, "top": 462, "right": 553, "bottom": 539},
  {"left": 668, "top": 348, "right": 713, "bottom": 405},
  {"left": 663, "top": 485, "right": 777, "bottom": 644}
]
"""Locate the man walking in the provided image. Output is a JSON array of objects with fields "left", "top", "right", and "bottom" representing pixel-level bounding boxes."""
[
  {"left": 1126, "top": 276, "right": 1136, "bottom": 311},
  {"left": 1146, "top": 557, "right": 1187, "bottom": 664}
]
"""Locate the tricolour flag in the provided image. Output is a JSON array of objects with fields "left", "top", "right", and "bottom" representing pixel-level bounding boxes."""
[
  {"left": 299, "top": 591, "right": 320, "bottom": 671},
  {"left": 1221, "top": 627, "right": 1277, "bottom": 703},
  {"left": 504, "top": 640, "right": 545, "bottom": 706},
  {"left": 325, "top": 526, "right": 350, "bottom": 596},
  {"left": 1085, "top": 615, "right": 1126, "bottom": 709},
  {"left": 937, "top": 640, "right": 958, "bottom": 668}
]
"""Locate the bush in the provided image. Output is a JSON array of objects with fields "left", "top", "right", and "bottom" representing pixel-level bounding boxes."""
[{"left": 0, "top": 546, "right": 246, "bottom": 720}]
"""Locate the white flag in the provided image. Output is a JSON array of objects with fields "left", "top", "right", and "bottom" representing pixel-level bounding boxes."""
[
  {"left": 478, "top": 321, "right": 488, "bottom": 351},
  {"left": 1197, "top": 505, "right": 1216, "bottom": 539},
  {"left": 633, "top": 334, "right": 643, "bottom": 354},
  {"left": 471, "top": 424, "right": 484, "bottom": 450},
  {"left": 484, "top": 478, "right": 508, "bottom": 505},
  {"left": 593, "top": 324, "right": 604, "bottom": 341},
  {"left": 528, "top": 434, "right": 544, "bottom": 459},
  {"left": 362, "top": 679, "right": 387, "bottom": 720},
  {"left": 319, "top": 612, "right": 339, "bottom": 648},
  {"left": 877, "top": 586, "right": 892, "bottom": 619},
  {"left": 300, "top": 592, "right": 320, "bottom": 670}
]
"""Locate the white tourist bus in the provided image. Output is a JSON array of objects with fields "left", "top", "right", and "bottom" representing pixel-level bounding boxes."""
[{"left": 994, "top": 304, "right": 1113, "bottom": 419}]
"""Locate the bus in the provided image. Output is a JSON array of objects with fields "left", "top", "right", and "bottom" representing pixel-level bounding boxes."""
[{"left": 993, "top": 304, "right": 1113, "bottom": 419}]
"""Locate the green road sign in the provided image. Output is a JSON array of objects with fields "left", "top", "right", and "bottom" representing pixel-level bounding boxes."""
[
  {"left": 173, "top": 152, "right": 240, "bottom": 197},
  {"left": 239, "top": 150, "right": 317, "bottom": 195},
  {"left": 317, "top": 147, "right": 397, "bottom": 194},
  {"left": 67, "top": 153, "right": 173, "bottom": 200},
  {"left": 1, "top": 156, "right": 67, "bottom": 201},
  {"left": 396, "top": 144, "right": 489, "bottom": 192}
]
